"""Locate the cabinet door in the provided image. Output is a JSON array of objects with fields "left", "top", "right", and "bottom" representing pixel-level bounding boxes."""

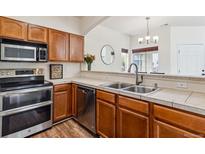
[
  {"left": 69, "top": 34, "right": 84, "bottom": 62},
  {"left": 0, "top": 17, "right": 27, "bottom": 40},
  {"left": 154, "top": 120, "right": 201, "bottom": 138},
  {"left": 71, "top": 84, "right": 77, "bottom": 116},
  {"left": 48, "top": 29, "right": 69, "bottom": 61},
  {"left": 97, "top": 99, "right": 116, "bottom": 138},
  {"left": 67, "top": 84, "right": 72, "bottom": 117},
  {"left": 54, "top": 90, "right": 68, "bottom": 122},
  {"left": 28, "top": 24, "right": 48, "bottom": 43},
  {"left": 117, "top": 107, "right": 149, "bottom": 138}
]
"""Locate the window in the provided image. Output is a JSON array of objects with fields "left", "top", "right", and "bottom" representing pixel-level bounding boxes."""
[
  {"left": 132, "top": 53, "right": 146, "bottom": 72},
  {"left": 132, "top": 51, "right": 159, "bottom": 73},
  {"left": 152, "top": 52, "right": 159, "bottom": 72},
  {"left": 121, "top": 48, "right": 129, "bottom": 72}
]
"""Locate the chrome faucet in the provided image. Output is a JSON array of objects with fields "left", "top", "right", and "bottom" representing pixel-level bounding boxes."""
[{"left": 128, "top": 63, "right": 143, "bottom": 85}]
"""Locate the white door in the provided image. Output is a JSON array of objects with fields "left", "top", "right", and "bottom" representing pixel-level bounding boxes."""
[{"left": 177, "top": 44, "right": 205, "bottom": 76}]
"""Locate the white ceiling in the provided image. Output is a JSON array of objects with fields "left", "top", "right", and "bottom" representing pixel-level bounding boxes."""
[{"left": 101, "top": 16, "right": 205, "bottom": 36}]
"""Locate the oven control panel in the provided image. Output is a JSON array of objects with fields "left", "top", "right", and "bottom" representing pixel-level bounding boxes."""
[{"left": 0, "top": 68, "right": 44, "bottom": 78}]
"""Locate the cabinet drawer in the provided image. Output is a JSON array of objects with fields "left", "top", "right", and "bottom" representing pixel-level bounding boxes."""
[
  {"left": 97, "top": 90, "right": 115, "bottom": 104},
  {"left": 54, "top": 84, "right": 69, "bottom": 92},
  {"left": 154, "top": 104, "right": 205, "bottom": 135},
  {"left": 154, "top": 120, "right": 201, "bottom": 138},
  {"left": 118, "top": 96, "right": 149, "bottom": 115}
]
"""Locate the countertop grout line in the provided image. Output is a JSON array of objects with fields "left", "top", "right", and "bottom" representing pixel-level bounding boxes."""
[{"left": 184, "top": 91, "right": 194, "bottom": 104}]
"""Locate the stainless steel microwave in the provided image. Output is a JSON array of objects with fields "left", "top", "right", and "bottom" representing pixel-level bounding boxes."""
[{"left": 0, "top": 39, "right": 48, "bottom": 62}]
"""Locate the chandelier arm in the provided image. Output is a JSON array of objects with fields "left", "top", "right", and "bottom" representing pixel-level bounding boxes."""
[{"left": 147, "top": 17, "right": 150, "bottom": 36}]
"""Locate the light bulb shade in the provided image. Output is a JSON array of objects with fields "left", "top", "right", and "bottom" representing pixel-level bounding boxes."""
[
  {"left": 138, "top": 37, "right": 144, "bottom": 44},
  {"left": 145, "top": 35, "right": 151, "bottom": 40},
  {"left": 145, "top": 36, "right": 150, "bottom": 44},
  {"left": 153, "top": 36, "right": 159, "bottom": 44}
]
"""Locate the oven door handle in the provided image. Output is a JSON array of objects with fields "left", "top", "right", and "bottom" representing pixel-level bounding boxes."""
[
  {"left": 0, "top": 86, "right": 53, "bottom": 96},
  {"left": 0, "top": 101, "right": 52, "bottom": 117}
]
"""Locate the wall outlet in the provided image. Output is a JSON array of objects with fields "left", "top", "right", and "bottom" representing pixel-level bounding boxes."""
[{"left": 176, "top": 82, "right": 188, "bottom": 88}]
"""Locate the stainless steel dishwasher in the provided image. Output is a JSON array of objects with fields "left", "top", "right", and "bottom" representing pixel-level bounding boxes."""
[{"left": 76, "top": 85, "right": 96, "bottom": 134}]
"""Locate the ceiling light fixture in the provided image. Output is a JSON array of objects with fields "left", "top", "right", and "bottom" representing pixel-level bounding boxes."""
[{"left": 138, "top": 17, "right": 159, "bottom": 45}]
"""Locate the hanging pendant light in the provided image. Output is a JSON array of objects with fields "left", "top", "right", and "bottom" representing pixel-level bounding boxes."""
[{"left": 138, "top": 17, "right": 159, "bottom": 45}]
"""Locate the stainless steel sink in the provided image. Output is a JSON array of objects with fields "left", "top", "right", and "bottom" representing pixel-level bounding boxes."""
[
  {"left": 123, "top": 85, "right": 157, "bottom": 94},
  {"left": 103, "top": 82, "right": 134, "bottom": 89}
]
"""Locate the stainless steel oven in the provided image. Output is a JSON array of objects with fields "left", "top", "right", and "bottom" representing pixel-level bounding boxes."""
[{"left": 0, "top": 86, "right": 53, "bottom": 138}]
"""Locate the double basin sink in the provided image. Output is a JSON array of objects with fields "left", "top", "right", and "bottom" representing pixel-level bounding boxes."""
[{"left": 102, "top": 82, "right": 157, "bottom": 94}]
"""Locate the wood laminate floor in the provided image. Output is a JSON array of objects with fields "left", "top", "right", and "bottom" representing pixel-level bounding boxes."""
[{"left": 31, "top": 119, "right": 94, "bottom": 138}]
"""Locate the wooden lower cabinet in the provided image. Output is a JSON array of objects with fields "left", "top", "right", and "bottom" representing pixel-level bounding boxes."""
[
  {"left": 154, "top": 120, "right": 201, "bottom": 138},
  {"left": 153, "top": 104, "right": 205, "bottom": 137},
  {"left": 117, "top": 107, "right": 149, "bottom": 138},
  {"left": 71, "top": 84, "right": 77, "bottom": 116},
  {"left": 96, "top": 99, "right": 116, "bottom": 138},
  {"left": 52, "top": 84, "right": 205, "bottom": 138},
  {"left": 54, "top": 91, "right": 68, "bottom": 122},
  {"left": 53, "top": 84, "right": 72, "bottom": 122}
]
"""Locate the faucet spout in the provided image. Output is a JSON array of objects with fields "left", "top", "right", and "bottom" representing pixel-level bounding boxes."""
[{"left": 128, "top": 63, "right": 143, "bottom": 85}]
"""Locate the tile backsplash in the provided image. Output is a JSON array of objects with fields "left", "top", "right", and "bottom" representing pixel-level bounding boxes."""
[{"left": 0, "top": 61, "right": 80, "bottom": 80}]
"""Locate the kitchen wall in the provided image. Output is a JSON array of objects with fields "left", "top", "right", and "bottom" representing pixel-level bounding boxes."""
[
  {"left": 1, "top": 16, "right": 82, "bottom": 80},
  {"left": 83, "top": 24, "right": 171, "bottom": 74},
  {"left": 86, "top": 25, "right": 205, "bottom": 76},
  {"left": 82, "top": 25, "right": 130, "bottom": 72}
]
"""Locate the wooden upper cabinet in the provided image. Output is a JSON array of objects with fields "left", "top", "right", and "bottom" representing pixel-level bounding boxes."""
[
  {"left": 69, "top": 34, "right": 84, "bottom": 62},
  {"left": 117, "top": 107, "right": 149, "bottom": 138},
  {"left": 28, "top": 24, "right": 48, "bottom": 43},
  {"left": 48, "top": 29, "right": 69, "bottom": 61},
  {"left": 154, "top": 120, "right": 201, "bottom": 138},
  {"left": 0, "top": 17, "right": 27, "bottom": 40}
]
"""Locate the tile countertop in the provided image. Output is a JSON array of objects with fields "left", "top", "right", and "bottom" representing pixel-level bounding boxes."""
[{"left": 49, "top": 77, "right": 205, "bottom": 116}]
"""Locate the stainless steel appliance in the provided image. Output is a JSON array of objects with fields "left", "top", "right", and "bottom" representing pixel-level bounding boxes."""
[
  {"left": 76, "top": 85, "right": 96, "bottom": 134},
  {"left": 0, "top": 39, "right": 48, "bottom": 62},
  {"left": 0, "top": 69, "right": 53, "bottom": 138}
]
